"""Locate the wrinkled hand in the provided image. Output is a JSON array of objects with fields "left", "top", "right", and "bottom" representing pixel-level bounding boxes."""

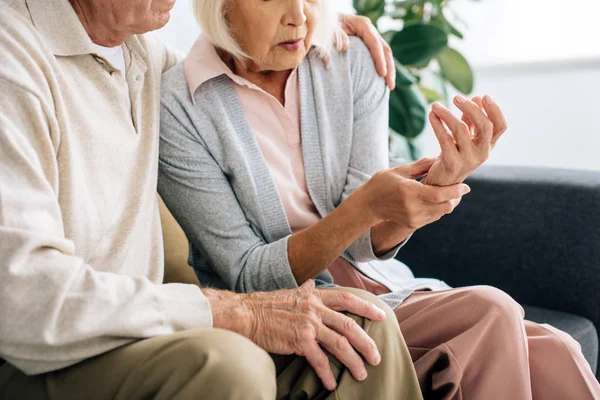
[
  {"left": 424, "top": 95, "right": 508, "bottom": 186},
  {"left": 357, "top": 158, "right": 471, "bottom": 234},
  {"left": 338, "top": 14, "right": 395, "bottom": 90},
  {"left": 205, "top": 281, "right": 386, "bottom": 391}
]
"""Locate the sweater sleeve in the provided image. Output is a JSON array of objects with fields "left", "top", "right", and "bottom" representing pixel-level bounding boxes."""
[
  {"left": 158, "top": 91, "right": 299, "bottom": 293},
  {"left": 0, "top": 79, "right": 212, "bottom": 375},
  {"left": 342, "top": 38, "right": 408, "bottom": 262}
]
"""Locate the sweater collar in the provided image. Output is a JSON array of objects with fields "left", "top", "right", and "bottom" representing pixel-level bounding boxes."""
[{"left": 27, "top": 0, "right": 95, "bottom": 57}]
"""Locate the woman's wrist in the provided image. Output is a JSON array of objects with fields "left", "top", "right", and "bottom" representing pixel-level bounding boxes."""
[
  {"left": 371, "top": 222, "right": 412, "bottom": 256},
  {"left": 347, "top": 184, "right": 384, "bottom": 228}
]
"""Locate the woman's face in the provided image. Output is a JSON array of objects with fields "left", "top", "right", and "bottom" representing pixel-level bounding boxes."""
[{"left": 227, "top": 0, "right": 320, "bottom": 72}]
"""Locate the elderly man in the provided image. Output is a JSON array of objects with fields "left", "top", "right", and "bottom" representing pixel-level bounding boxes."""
[{"left": 0, "top": 0, "right": 425, "bottom": 399}]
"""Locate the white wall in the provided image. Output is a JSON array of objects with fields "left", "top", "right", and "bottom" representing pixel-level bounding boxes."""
[{"left": 157, "top": 0, "right": 600, "bottom": 171}]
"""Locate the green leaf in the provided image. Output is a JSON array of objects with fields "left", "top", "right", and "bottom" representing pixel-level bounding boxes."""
[
  {"left": 430, "top": 12, "right": 464, "bottom": 39},
  {"left": 436, "top": 47, "right": 474, "bottom": 94},
  {"left": 395, "top": 59, "right": 417, "bottom": 87},
  {"left": 417, "top": 85, "right": 444, "bottom": 103},
  {"left": 389, "top": 85, "right": 428, "bottom": 138},
  {"left": 353, "top": 0, "right": 386, "bottom": 22},
  {"left": 391, "top": 24, "right": 448, "bottom": 66}
]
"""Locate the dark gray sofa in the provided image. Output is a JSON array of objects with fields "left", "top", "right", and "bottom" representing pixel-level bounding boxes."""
[{"left": 396, "top": 165, "right": 600, "bottom": 379}]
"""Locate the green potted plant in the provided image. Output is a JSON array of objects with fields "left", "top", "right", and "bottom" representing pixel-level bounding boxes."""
[{"left": 354, "top": 0, "right": 476, "bottom": 159}]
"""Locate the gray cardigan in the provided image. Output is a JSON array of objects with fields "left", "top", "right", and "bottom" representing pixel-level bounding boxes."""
[{"left": 158, "top": 38, "right": 448, "bottom": 304}]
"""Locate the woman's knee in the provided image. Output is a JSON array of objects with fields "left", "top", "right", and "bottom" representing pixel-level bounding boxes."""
[
  {"left": 538, "top": 323, "right": 583, "bottom": 354},
  {"left": 461, "top": 285, "right": 525, "bottom": 321}
]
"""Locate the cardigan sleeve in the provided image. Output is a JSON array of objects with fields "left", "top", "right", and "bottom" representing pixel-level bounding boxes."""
[
  {"left": 158, "top": 90, "right": 300, "bottom": 293},
  {"left": 342, "top": 38, "right": 409, "bottom": 263}
]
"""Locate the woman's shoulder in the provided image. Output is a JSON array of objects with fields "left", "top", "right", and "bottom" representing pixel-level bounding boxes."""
[
  {"left": 161, "top": 61, "right": 190, "bottom": 104},
  {"left": 324, "top": 36, "right": 382, "bottom": 80},
  {"left": 160, "top": 61, "right": 191, "bottom": 106}
]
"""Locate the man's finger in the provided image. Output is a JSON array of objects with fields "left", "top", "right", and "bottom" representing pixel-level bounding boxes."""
[
  {"left": 302, "top": 340, "right": 338, "bottom": 391},
  {"left": 317, "top": 324, "right": 369, "bottom": 382},
  {"left": 382, "top": 39, "right": 396, "bottom": 90},
  {"left": 336, "top": 29, "right": 350, "bottom": 52},
  {"left": 320, "top": 308, "right": 381, "bottom": 367},
  {"left": 417, "top": 183, "right": 471, "bottom": 204},
  {"left": 320, "top": 290, "right": 386, "bottom": 321},
  {"left": 351, "top": 18, "right": 387, "bottom": 78}
]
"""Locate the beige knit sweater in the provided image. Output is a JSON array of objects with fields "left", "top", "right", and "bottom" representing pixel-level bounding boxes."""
[{"left": 0, "top": 0, "right": 211, "bottom": 375}]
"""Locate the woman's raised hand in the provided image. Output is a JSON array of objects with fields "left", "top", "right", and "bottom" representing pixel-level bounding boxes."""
[
  {"left": 425, "top": 95, "right": 508, "bottom": 186},
  {"left": 356, "top": 158, "right": 471, "bottom": 232}
]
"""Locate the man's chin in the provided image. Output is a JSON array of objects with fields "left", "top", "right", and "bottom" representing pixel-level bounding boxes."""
[
  {"left": 136, "top": 12, "right": 171, "bottom": 34},
  {"left": 156, "top": 0, "right": 176, "bottom": 13}
]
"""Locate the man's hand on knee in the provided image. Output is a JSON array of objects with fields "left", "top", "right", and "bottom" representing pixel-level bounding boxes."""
[{"left": 203, "top": 280, "right": 386, "bottom": 391}]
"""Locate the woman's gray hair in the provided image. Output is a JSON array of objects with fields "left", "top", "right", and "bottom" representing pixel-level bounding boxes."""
[{"left": 192, "top": 0, "right": 340, "bottom": 61}]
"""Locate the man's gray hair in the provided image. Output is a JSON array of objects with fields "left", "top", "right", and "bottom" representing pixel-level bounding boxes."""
[{"left": 192, "top": 0, "right": 339, "bottom": 61}]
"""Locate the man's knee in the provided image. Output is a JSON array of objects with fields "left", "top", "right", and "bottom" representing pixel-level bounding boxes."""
[{"left": 164, "top": 329, "right": 277, "bottom": 399}]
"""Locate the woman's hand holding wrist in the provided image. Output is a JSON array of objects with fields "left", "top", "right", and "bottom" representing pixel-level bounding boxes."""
[{"left": 357, "top": 158, "right": 471, "bottom": 254}]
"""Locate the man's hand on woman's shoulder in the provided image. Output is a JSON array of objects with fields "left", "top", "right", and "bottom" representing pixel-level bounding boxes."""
[{"left": 338, "top": 14, "right": 396, "bottom": 90}]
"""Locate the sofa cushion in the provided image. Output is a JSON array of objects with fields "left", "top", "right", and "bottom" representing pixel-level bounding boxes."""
[{"left": 524, "top": 305, "right": 598, "bottom": 374}]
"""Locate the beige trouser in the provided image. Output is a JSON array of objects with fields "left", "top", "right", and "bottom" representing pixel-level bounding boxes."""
[{"left": 0, "top": 288, "right": 423, "bottom": 400}]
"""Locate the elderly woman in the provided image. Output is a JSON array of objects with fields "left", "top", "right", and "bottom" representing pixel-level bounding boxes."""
[{"left": 158, "top": 0, "right": 600, "bottom": 398}]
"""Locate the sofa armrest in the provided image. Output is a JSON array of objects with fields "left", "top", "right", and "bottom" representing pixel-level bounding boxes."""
[{"left": 397, "top": 165, "right": 600, "bottom": 330}]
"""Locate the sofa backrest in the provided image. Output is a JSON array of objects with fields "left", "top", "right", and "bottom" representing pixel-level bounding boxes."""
[{"left": 158, "top": 196, "right": 200, "bottom": 286}]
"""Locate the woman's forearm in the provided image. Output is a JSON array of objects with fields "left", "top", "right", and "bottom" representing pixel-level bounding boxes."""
[
  {"left": 287, "top": 192, "right": 376, "bottom": 285},
  {"left": 370, "top": 222, "right": 412, "bottom": 257}
]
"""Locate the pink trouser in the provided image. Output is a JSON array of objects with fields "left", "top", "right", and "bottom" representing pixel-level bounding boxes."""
[{"left": 329, "top": 264, "right": 600, "bottom": 399}]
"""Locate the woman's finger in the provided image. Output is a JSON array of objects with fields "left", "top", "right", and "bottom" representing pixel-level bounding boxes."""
[
  {"left": 453, "top": 95, "right": 493, "bottom": 147},
  {"left": 392, "top": 157, "right": 437, "bottom": 179},
  {"left": 425, "top": 198, "right": 463, "bottom": 221},
  {"left": 317, "top": 323, "right": 369, "bottom": 382},
  {"left": 472, "top": 96, "right": 484, "bottom": 110},
  {"left": 320, "top": 307, "right": 381, "bottom": 367},
  {"left": 461, "top": 114, "right": 474, "bottom": 135},
  {"left": 429, "top": 111, "right": 458, "bottom": 156},
  {"left": 301, "top": 339, "right": 338, "bottom": 391},
  {"left": 431, "top": 103, "right": 472, "bottom": 152},
  {"left": 417, "top": 183, "right": 471, "bottom": 204},
  {"left": 482, "top": 95, "right": 508, "bottom": 146}
]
